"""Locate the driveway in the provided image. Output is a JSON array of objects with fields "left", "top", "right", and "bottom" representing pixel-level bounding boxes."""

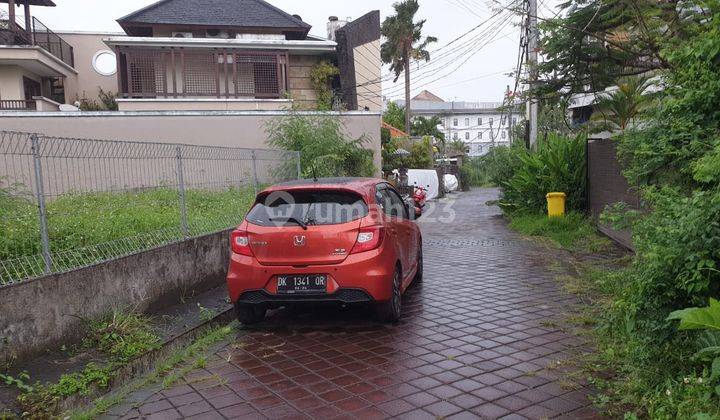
[{"left": 107, "top": 189, "right": 599, "bottom": 419}]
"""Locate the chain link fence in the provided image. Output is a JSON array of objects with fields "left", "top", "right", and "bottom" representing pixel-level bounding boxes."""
[{"left": 0, "top": 131, "right": 300, "bottom": 286}]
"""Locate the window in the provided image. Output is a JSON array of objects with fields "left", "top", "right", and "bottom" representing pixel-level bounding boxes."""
[
  {"left": 512, "top": 117, "right": 517, "bottom": 126},
  {"left": 478, "top": 132, "right": 483, "bottom": 139},
  {"left": 489, "top": 117, "right": 494, "bottom": 126},
  {"left": 378, "top": 187, "right": 408, "bottom": 219},
  {"left": 92, "top": 50, "right": 117, "bottom": 76},
  {"left": 465, "top": 132, "right": 470, "bottom": 140},
  {"left": 501, "top": 130, "right": 507, "bottom": 139},
  {"left": 478, "top": 117, "right": 482, "bottom": 126},
  {"left": 453, "top": 132, "right": 458, "bottom": 140},
  {"left": 453, "top": 118, "right": 458, "bottom": 126},
  {"left": 246, "top": 190, "right": 368, "bottom": 226},
  {"left": 465, "top": 118, "right": 470, "bottom": 126}
]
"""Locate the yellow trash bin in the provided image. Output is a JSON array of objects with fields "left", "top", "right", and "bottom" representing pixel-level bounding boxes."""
[{"left": 546, "top": 192, "right": 566, "bottom": 217}]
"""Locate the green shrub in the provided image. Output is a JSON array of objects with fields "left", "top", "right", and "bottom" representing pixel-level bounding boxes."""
[
  {"left": 618, "top": 187, "right": 720, "bottom": 352},
  {"left": 266, "top": 111, "right": 375, "bottom": 178},
  {"left": 459, "top": 156, "right": 494, "bottom": 188},
  {"left": 499, "top": 134, "right": 586, "bottom": 213},
  {"left": 309, "top": 61, "right": 340, "bottom": 111}
]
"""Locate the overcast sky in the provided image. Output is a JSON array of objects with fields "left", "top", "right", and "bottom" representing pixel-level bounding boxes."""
[{"left": 3, "top": 0, "right": 561, "bottom": 103}]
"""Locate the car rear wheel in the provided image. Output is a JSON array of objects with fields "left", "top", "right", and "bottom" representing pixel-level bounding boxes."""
[
  {"left": 235, "top": 303, "right": 266, "bottom": 325},
  {"left": 376, "top": 268, "right": 402, "bottom": 323},
  {"left": 414, "top": 244, "right": 423, "bottom": 283}
]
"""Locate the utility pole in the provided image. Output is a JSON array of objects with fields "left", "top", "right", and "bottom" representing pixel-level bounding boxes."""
[
  {"left": 527, "top": 0, "right": 539, "bottom": 149},
  {"left": 404, "top": 42, "right": 412, "bottom": 135},
  {"left": 506, "top": 85, "right": 513, "bottom": 144}
]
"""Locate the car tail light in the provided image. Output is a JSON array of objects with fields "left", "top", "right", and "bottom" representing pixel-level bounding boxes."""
[
  {"left": 350, "top": 226, "right": 384, "bottom": 254},
  {"left": 230, "top": 230, "right": 253, "bottom": 256}
]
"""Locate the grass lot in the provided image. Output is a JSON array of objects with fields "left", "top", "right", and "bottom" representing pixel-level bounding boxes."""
[
  {"left": 0, "top": 187, "right": 255, "bottom": 284},
  {"left": 507, "top": 211, "right": 611, "bottom": 253}
]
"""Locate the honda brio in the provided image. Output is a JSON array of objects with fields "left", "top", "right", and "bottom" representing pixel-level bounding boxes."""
[{"left": 226, "top": 178, "right": 423, "bottom": 324}]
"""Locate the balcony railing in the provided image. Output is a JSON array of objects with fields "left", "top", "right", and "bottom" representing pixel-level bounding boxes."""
[
  {"left": 0, "top": 100, "right": 36, "bottom": 111},
  {"left": 117, "top": 47, "right": 288, "bottom": 99},
  {"left": 32, "top": 18, "right": 74, "bottom": 68},
  {"left": 0, "top": 16, "right": 74, "bottom": 68}
]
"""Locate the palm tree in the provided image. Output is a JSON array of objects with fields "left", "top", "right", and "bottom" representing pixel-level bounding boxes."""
[
  {"left": 446, "top": 140, "right": 468, "bottom": 157},
  {"left": 590, "top": 75, "right": 655, "bottom": 133},
  {"left": 381, "top": 1, "right": 437, "bottom": 134},
  {"left": 411, "top": 116, "right": 445, "bottom": 140}
]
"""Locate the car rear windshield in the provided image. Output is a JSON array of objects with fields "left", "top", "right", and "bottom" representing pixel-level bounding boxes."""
[{"left": 246, "top": 190, "right": 369, "bottom": 227}]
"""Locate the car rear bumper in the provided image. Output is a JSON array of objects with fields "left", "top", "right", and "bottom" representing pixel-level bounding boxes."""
[
  {"left": 236, "top": 288, "right": 373, "bottom": 305},
  {"left": 226, "top": 246, "right": 396, "bottom": 304}
]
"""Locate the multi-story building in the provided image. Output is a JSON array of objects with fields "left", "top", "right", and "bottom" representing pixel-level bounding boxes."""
[
  {"left": 396, "top": 90, "right": 522, "bottom": 157},
  {"left": 0, "top": 0, "right": 383, "bottom": 171},
  {"left": 0, "top": 0, "right": 382, "bottom": 112}
]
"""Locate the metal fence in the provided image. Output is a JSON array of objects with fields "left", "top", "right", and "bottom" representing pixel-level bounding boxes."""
[{"left": 0, "top": 131, "right": 301, "bottom": 286}]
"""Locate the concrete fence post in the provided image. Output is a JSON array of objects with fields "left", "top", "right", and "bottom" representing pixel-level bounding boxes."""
[
  {"left": 251, "top": 150, "right": 259, "bottom": 196},
  {"left": 176, "top": 145, "right": 189, "bottom": 238},
  {"left": 30, "top": 134, "right": 52, "bottom": 273}
]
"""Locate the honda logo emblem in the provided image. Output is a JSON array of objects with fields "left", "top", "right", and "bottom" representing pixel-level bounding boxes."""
[{"left": 293, "top": 235, "right": 306, "bottom": 247}]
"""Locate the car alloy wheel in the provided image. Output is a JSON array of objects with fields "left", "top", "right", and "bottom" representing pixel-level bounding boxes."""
[
  {"left": 414, "top": 244, "right": 423, "bottom": 283},
  {"left": 391, "top": 270, "right": 401, "bottom": 315},
  {"left": 376, "top": 268, "right": 402, "bottom": 323}
]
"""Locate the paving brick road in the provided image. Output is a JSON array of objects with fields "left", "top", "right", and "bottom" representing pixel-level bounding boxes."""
[{"left": 107, "top": 189, "right": 600, "bottom": 419}]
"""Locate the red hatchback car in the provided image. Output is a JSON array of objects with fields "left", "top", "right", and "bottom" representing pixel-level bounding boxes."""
[{"left": 226, "top": 178, "right": 423, "bottom": 324}]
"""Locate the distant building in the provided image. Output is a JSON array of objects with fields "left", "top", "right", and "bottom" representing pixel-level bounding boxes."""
[{"left": 395, "top": 91, "right": 522, "bottom": 157}]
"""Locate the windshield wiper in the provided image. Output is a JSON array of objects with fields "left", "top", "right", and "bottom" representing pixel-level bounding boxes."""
[
  {"left": 302, "top": 196, "right": 316, "bottom": 226},
  {"left": 269, "top": 216, "right": 308, "bottom": 230}
]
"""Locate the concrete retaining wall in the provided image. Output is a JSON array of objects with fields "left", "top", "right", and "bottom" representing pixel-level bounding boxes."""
[
  {"left": 0, "top": 110, "right": 382, "bottom": 176},
  {"left": 0, "top": 230, "right": 231, "bottom": 365}
]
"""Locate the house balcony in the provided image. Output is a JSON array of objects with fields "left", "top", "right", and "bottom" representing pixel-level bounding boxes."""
[
  {"left": 0, "top": 96, "right": 60, "bottom": 111},
  {"left": 105, "top": 37, "right": 337, "bottom": 111},
  {"left": 0, "top": 16, "right": 75, "bottom": 69}
]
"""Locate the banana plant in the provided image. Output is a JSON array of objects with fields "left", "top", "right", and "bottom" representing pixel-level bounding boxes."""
[{"left": 669, "top": 298, "right": 720, "bottom": 391}]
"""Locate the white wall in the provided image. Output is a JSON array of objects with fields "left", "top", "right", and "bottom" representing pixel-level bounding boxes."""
[
  {"left": 441, "top": 111, "right": 522, "bottom": 157},
  {"left": 0, "top": 65, "right": 41, "bottom": 100}
]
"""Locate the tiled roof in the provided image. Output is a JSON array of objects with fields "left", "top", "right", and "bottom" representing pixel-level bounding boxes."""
[
  {"left": 118, "top": 0, "right": 311, "bottom": 31},
  {"left": 412, "top": 90, "right": 445, "bottom": 102}
]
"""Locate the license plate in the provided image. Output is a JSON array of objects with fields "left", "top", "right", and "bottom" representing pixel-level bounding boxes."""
[{"left": 277, "top": 274, "right": 327, "bottom": 294}]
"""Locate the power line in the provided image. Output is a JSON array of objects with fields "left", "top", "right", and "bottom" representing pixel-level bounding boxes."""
[
  {"left": 383, "top": 12, "right": 517, "bottom": 97},
  {"left": 351, "top": 3, "right": 518, "bottom": 91},
  {"left": 382, "top": 11, "right": 515, "bottom": 95}
]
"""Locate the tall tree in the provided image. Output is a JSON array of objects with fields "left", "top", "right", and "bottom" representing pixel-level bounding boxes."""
[
  {"left": 381, "top": 0, "right": 437, "bottom": 134},
  {"left": 535, "top": 0, "right": 683, "bottom": 100},
  {"left": 383, "top": 102, "right": 407, "bottom": 132},
  {"left": 411, "top": 116, "right": 445, "bottom": 140}
]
